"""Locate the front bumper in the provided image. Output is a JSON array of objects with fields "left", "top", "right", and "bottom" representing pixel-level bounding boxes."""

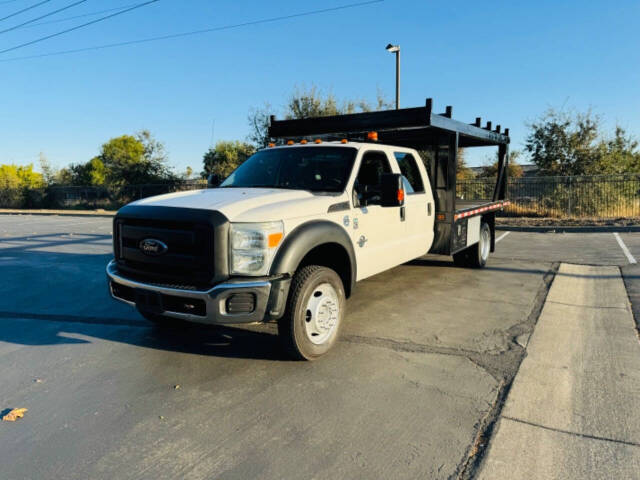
[{"left": 106, "top": 260, "right": 289, "bottom": 325}]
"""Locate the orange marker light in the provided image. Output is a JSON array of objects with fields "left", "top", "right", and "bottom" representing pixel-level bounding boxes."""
[
  {"left": 300, "top": 139, "right": 308, "bottom": 144},
  {"left": 268, "top": 232, "right": 283, "bottom": 248},
  {"left": 397, "top": 189, "right": 405, "bottom": 203},
  {"left": 367, "top": 131, "right": 378, "bottom": 141},
  {"left": 341, "top": 139, "right": 348, "bottom": 144},
  {"left": 314, "top": 139, "right": 322, "bottom": 144},
  {"left": 268, "top": 143, "right": 275, "bottom": 148},
  {"left": 287, "top": 140, "right": 294, "bottom": 145},
  {"left": 436, "top": 213, "right": 445, "bottom": 221}
]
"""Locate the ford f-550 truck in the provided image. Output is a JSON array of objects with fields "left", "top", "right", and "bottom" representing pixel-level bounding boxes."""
[{"left": 107, "top": 99, "right": 510, "bottom": 360}]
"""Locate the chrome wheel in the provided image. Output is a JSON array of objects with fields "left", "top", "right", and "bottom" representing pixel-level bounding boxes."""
[
  {"left": 304, "top": 282, "right": 340, "bottom": 345},
  {"left": 480, "top": 224, "right": 490, "bottom": 262}
]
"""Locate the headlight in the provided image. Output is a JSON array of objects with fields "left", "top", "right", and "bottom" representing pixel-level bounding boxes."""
[{"left": 229, "top": 221, "right": 284, "bottom": 276}]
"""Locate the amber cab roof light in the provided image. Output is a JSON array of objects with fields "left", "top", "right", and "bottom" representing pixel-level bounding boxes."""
[
  {"left": 367, "top": 131, "right": 378, "bottom": 141},
  {"left": 286, "top": 140, "right": 294, "bottom": 145}
]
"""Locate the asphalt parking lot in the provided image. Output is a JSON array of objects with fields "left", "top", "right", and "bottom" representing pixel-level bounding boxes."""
[{"left": 0, "top": 214, "right": 638, "bottom": 479}]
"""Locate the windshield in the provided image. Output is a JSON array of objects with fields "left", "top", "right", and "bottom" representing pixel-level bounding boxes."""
[{"left": 220, "top": 146, "right": 357, "bottom": 192}]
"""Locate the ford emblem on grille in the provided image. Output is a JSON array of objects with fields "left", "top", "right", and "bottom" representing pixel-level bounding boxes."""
[{"left": 139, "top": 238, "right": 168, "bottom": 256}]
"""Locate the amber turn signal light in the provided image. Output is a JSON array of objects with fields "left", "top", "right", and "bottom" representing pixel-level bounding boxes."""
[{"left": 268, "top": 232, "right": 283, "bottom": 248}]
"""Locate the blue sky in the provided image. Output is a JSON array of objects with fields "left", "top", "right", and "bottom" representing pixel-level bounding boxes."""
[{"left": 1, "top": 0, "right": 639, "bottom": 173}]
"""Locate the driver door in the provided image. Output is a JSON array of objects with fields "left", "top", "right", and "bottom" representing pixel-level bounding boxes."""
[{"left": 350, "top": 150, "right": 408, "bottom": 280}]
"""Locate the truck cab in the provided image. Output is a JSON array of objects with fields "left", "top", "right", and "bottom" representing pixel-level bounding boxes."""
[{"left": 108, "top": 99, "right": 510, "bottom": 360}]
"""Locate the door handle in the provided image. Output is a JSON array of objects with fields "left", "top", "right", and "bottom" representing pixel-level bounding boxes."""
[{"left": 427, "top": 202, "right": 432, "bottom": 216}]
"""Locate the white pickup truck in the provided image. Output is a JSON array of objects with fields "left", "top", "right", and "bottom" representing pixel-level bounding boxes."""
[{"left": 107, "top": 101, "right": 510, "bottom": 359}]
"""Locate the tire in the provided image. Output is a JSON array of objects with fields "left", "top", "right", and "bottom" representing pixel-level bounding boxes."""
[
  {"left": 453, "top": 221, "right": 491, "bottom": 268},
  {"left": 277, "top": 265, "right": 346, "bottom": 361}
]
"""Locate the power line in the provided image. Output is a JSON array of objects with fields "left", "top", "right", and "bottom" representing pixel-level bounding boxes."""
[
  {"left": 0, "top": 0, "right": 88, "bottom": 35},
  {"left": 0, "top": 0, "right": 51, "bottom": 22},
  {"left": 21, "top": 3, "right": 141, "bottom": 29},
  {"left": 0, "top": 0, "right": 384, "bottom": 62},
  {"left": 0, "top": 0, "right": 160, "bottom": 54}
]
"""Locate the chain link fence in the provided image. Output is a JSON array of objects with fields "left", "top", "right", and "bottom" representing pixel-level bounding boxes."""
[
  {"left": 2, "top": 175, "right": 639, "bottom": 218},
  {"left": 457, "top": 174, "right": 640, "bottom": 218},
  {"left": 0, "top": 180, "right": 207, "bottom": 211}
]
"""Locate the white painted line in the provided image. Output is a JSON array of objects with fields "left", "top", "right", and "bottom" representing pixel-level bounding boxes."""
[
  {"left": 495, "top": 231, "right": 510, "bottom": 243},
  {"left": 614, "top": 232, "right": 637, "bottom": 264}
]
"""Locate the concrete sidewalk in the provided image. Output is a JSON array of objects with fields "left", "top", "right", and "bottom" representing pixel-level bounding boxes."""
[{"left": 478, "top": 264, "right": 640, "bottom": 479}]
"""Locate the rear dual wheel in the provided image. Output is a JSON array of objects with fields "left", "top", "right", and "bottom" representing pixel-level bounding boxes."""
[
  {"left": 453, "top": 221, "right": 491, "bottom": 268},
  {"left": 277, "top": 265, "right": 346, "bottom": 361}
]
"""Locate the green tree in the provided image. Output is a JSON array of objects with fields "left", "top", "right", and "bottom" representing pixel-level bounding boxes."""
[
  {"left": 54, "top": 167, "right": 73, "bottom": 185},
  {"left": 100, "top": 131, "right": 174, "bottom": 185},
  {"left": 456, "top": 148, "right": 474, "bottom": 180},
  {"left": 480, "top": 150, "right": 524, "bottom": 178},
  {"left": 0, "top": 164, "right": 44, "bottom": 189},
  {"left": 592, "top": 126, "right": 640, "bottom": 174},
  {"left": 247, "top": 102, "right": 273, "bottom": 149},
  {"left": 69, "top": 157, "right": 107, "bottom": 185},
  {"left": 525, "top": 108, "right": 640, "bottom": 176},
  {"left": 39, "top": 152, "right": 56, "bottom": 185},
  {"left": 202, "top": 141, "right": 256, "bottom": 179},
  {"left": 525, "top": 109, "right": 601, "bottom": 176}
]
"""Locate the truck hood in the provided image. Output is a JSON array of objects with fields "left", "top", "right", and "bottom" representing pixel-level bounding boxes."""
[{"left": 130, "top": 187, "right": 344, "bottom": 222}]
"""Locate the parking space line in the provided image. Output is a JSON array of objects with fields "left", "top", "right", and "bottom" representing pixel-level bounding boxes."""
[
  {"left": 496, "top": 231, "right": 510, "bottom": 243},
  {"left": 613, "top": 233, "right": 637, "bottom": 264}
]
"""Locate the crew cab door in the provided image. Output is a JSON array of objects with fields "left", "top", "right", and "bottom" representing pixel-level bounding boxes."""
[
  {"left": 350, "top": 150, "right": 411, "bottom": 280},
  {"left": 394, "top": 151, "right": 434, "bottom": 258}
]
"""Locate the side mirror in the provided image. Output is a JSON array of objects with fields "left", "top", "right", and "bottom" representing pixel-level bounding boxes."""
[
  {"left": 207, "top": 173, "right": 221, "bottom": 188},
  {"left": 352, "top": 185, "right": 361, "bottom": 208},
  {"left": 380, "top": 173, "right": 405, "bottom": 207}
]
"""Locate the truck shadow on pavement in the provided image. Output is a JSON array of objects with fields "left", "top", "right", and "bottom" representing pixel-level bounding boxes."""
[
  {"left": 0, "top": 236, "right": 289, "bottom": 361},
  {"left": 0, "top": 310, "right": 288, "bottom": 361}
]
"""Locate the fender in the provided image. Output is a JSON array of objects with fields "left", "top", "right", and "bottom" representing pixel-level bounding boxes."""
[{"left": 270, "top": 220, "right": 357, "bottom": 293}]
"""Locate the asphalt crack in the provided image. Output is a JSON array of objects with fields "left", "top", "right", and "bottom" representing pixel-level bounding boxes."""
[{"left": 501, "top": 416, "right": 640, "bottom": 449}]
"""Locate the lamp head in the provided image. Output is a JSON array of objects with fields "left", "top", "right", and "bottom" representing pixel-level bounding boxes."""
[{"left": 385, "top": 43, "right": 400, "bottom": 53}]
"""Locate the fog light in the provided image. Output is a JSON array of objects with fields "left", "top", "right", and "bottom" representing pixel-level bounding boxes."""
[{"left": 226, "top": 293, "right": 256, "bottom": 314}]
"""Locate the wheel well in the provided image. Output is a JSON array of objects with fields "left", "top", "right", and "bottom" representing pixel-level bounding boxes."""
[{"left": 298, "top": 243, "right": 353, "bottom": 297}]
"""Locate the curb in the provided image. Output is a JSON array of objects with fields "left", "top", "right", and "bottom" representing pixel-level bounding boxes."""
[{"left": 497, "top": 225, "right": 640, "bottom": 233}]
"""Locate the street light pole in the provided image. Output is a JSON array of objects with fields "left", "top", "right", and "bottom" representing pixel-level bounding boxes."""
[{"left": 386, "top": 44, "right": 400, "bottom": 109}]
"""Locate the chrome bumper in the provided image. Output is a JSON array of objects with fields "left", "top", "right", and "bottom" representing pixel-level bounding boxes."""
[{"left": 106, "top": 260, "right": 272, "bottom": 325}]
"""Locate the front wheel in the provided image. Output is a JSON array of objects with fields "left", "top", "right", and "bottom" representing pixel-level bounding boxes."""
[
  {"left": 277, "top": 265, "right": 346, "bottom": 360},
  {"left": 453, "top": 221, "right": 491, "bottom": 268}
]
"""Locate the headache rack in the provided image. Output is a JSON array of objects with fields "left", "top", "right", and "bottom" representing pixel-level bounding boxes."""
[{"left": 268, "top": 98, "right": 510, "bottom": 255}]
